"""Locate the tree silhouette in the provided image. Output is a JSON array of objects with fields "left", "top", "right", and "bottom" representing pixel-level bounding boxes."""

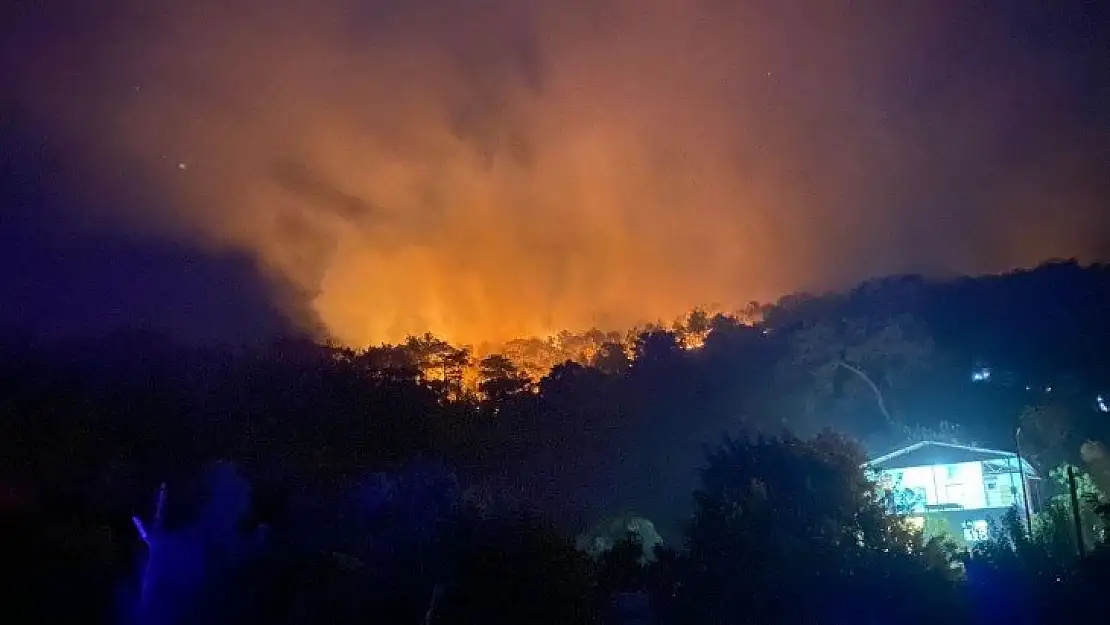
[
  {"left": 671, "top": 430, "right": 959, "bottom": 625},
  {"left": 782, "top": 315, "right": 934, "bottom": 434},
  {"left": 632, "top": 330, "right": 684, "bottom": 368},
  {"left": 477, "top": 354, "right": 531, "bottom": 403},
  {"left": 404, "top": 333, "right": 471, "bottom": 398},
  {"left": 589, "top": 342, "right": 630, "bottom": 375},
  {"left": 1019, "top": 403, "right": 1075, "bottom": 470}
]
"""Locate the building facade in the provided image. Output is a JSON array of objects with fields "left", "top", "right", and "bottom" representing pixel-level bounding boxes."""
[{"left": 864, "top": 441, "right": 1040, "bottom": 543}]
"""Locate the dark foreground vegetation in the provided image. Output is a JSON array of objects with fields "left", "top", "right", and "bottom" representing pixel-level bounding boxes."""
[{"left": 6, "top": 260, "right": 1110, "bottom": 624}]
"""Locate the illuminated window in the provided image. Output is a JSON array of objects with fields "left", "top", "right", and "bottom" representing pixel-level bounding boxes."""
[
  {"left": 963, "top": 520, "right": 989, "bottom": 542},
  {"left": 945, "top": 484, "right": 966, "bottom": 507}
]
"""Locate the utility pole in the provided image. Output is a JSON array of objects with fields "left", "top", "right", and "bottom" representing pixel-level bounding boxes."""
[
  {"left": 1067, "top": 466, "right": 1086, "bottom": 557},
  {"left": 1015, "top": 427, "right": 1034, "bottom": 535}
]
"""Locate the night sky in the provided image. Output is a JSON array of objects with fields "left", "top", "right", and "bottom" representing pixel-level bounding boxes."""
[{"left": 2, "top": 0, "right": 1108, "bottom": 346}]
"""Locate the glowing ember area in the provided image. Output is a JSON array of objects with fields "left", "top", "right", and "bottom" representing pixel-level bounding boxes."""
[{"left": 9, "top": 0, "right": 1107, "bottom": 348}]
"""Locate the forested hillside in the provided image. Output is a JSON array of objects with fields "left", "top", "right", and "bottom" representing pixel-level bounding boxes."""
[{"left": 5, "top": 260, "right": 1110, "bottom": 537}]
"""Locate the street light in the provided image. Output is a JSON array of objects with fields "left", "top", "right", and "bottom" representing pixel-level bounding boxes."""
[{"left": 1015, "top": 426, "right": 1034, "bottom": 535}]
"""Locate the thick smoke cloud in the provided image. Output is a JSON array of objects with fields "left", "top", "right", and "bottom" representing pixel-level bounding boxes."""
[{"left": 7, "top": 0, "right": 1108, "bottom": 345}]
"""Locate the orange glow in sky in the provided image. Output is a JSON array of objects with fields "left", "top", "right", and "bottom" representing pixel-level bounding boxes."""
[{"left": 10, "top": 0, "right": 1107, "bottom": 346}]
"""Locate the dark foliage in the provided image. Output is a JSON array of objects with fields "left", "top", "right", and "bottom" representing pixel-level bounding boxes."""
[
  {"left": 659, "top": 432, "right": 966, "bottom": 625},
  {"left": 7, "top": 261, "right": 1110, "bottom": 623}
]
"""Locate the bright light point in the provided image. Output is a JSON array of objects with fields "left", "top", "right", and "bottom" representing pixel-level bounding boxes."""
[
  {"left": 971, "top": 367, "right": 991, "bottom": 382},
  {"left": 1045, "top": 386, "right": 1052, "bottom": 393},
  {"left": 178, "top": 162, "right": 187, "bottom": 170},
  {"left": 1098, "top": 395, "right": 1108, "bottom": 413}
]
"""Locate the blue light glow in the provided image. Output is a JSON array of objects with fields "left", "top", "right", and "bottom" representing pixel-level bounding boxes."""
[{"left": 971, "top": 367, "right": 991, "bottom": 382}]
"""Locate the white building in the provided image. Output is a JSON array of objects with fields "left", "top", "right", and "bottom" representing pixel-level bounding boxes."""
[{"left": 863, "top": 441, "right": 1041, "bottom": 543}]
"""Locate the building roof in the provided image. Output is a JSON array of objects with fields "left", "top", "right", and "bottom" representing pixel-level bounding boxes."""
[{"left": 863, "top": 440, "right": 1039, "bottom": 478}]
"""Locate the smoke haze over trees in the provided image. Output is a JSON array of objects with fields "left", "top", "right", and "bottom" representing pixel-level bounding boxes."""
[{"left": 4, "top": 0, "right": 1110, "bottom": 346}]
